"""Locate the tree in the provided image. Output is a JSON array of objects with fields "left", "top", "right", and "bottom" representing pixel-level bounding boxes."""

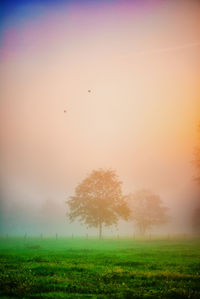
[
  {"left": 192, "top": 122, "right": 200, "bottom": 234},
  {"left": 194, "top": 123, "right": 200, "bottom": 184},
  {"left": 192, "top": 206, "right": 200, "bottom": 233},
  {"left": 67, "top": 169, "right": 130, "bottom": 239},
  {"left": 128, "top": 189, "right": 169, "bottom": 235}
]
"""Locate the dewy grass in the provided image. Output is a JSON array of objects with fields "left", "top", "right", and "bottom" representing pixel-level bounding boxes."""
[{"left": 0, "top": 238, "right": 199, "bottom": 298}]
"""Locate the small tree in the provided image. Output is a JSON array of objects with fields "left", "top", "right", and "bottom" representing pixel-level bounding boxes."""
[
  {"left": 128, "top": 189, "right": 169, "bottom": 235},
  {"left": 67, "top": 169, "right": 130, "bottom": 239},
  {"left": 192, "top": 205, "right": 200, "bottom": 233},
  {"left": 194, "top": 123, "right": 200, "bottom": 184},
  {"left": 192, "top": 122, "right": 200, "bottom": 234}
]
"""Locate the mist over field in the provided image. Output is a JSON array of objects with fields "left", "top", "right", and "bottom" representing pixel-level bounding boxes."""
[
  {"left": 0, "top": 0, "right": 200, "bottom": 237},
  {"left": 1, "top": 1, "right": 200, "bottom": 298}
]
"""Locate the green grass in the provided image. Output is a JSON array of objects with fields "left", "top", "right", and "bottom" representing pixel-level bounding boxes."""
[{"left": 0, "top": 237, "right": 200, "bottom": 298}]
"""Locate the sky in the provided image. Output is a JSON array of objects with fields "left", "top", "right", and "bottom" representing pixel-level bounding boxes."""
[{"left": 0, "top": 0, "right": 200, "bottom": 236}]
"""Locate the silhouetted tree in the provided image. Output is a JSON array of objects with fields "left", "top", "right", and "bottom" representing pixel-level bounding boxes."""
[
  {"left": 194, "top": 123, "right": 200, "bottom": 184},
  {"left": 192, "top": 123, "right": 200, "bottom": 234},
  {"left": 192, "top": 205, "right": 200, "bottom": 233},
  {"left": 67, "top": 169, "right": 130, "bottom": 239},
  {"left": 128, "top": 189, "right": 169, "bottom": 235}
]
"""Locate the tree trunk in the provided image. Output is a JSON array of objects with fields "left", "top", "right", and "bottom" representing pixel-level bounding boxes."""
[{"left": 99, "top": 222, "right": 102, "bottom": 240}]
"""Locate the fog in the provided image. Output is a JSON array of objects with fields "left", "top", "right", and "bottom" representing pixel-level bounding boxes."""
[{"left": 0, "top": 0, "right": 200, "bottom": 236}]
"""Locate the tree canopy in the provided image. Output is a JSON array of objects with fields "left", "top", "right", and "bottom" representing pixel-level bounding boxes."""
[
  {"left": 67, "top": 169, "right": 130, "bottom": 238},
  {"left": 128, "top": 189, "right": 169, "bottom": 235}
]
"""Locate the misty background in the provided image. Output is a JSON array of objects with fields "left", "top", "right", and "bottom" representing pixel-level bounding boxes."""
[{"left": 0, "top": 0, "right": 200, "bottom": 236}]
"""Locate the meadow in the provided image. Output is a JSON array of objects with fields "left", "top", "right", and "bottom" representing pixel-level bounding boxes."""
[{"left": 0, "top": 237, "right": 200, "bottom": 298}]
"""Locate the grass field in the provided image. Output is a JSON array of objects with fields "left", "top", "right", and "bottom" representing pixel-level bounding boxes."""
[{"left": 0, "top": 237, "right": 200, "bottom": 298}]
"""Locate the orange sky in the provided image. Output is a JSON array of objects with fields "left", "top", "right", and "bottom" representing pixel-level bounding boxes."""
[{"left": 0, "top": 0, "right": 200, "bottom": 234}]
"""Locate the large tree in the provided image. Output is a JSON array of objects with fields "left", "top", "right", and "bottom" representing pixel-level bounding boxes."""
[
  {"left": 67, "top": 169, "right": 130, "bottom": 239},
  {"left": 128, "top": 189, "right": 169, "bottom": 235}
]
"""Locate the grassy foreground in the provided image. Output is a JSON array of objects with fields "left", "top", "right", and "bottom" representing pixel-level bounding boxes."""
[{"left": 0, "top": 237, "right": 200, "bottom": 298}]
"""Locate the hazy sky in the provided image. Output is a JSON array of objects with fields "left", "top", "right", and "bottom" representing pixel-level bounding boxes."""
[{"left": 0, "top": 0, "right": 200, "bottom": 235}]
